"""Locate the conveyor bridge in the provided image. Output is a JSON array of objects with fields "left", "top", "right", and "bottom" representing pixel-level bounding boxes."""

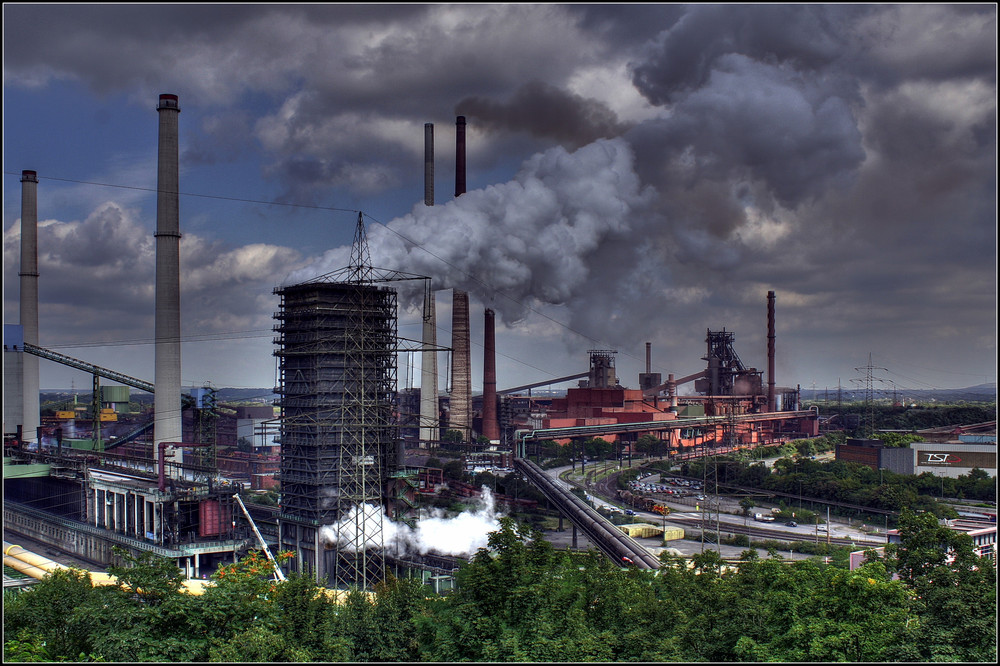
[{"left": 513, "top": 457, "right": 662, "bottom": 569}]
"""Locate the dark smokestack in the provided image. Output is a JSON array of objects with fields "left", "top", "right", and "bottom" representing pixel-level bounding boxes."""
[
  {"left": 451, "top": 289, "right": 471, "bottom": 440},
  {"left": 645, "top": 342, "right": 651, "bottom": 374},
  {"left": 767, "top": 290, "right": 776, "bottom": 412},
  {"left": 424, "top": 123, "right": 434, "bottom": 206},
  {"left": 155, "top": 93, "right": 182, "bottom": 472},
  {"left": 482, "top": 308, "right": 499, "bottom": 442},
  {"left": 449, "top": 116, "right": 471, "bottom": 438},
  {"left": 455, "top": 115, "right": 466, "bottom": 197}
]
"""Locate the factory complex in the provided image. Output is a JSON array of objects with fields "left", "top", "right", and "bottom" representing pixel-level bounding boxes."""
[{"left": 3, "top": 96, "right": 993, "bottom": 590}]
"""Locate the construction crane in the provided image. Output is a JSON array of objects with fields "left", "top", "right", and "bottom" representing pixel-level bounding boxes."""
[{"left": 232, "top": 493, "right": 286, "bottom": 582}]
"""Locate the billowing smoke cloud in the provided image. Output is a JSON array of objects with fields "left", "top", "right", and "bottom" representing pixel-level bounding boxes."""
[
  {"left": 320, "top": 486, "right": 502, "bottom": 558},
  {"left": 4, "top": 4, "right": 992, "bottom": 390},
  {"left": 290, "top": 138, "right": 654, "bottom": 324},
  {"left": 457, "top": 80, "right": 630, "bottom": 149}
]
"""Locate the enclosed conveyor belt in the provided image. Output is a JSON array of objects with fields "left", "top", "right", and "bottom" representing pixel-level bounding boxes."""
[{"left": 513, "top": 458, "right": 661, "bottom": 569}]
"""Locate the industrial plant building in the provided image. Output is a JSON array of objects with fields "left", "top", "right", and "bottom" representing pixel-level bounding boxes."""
[{"left": 5, "top": 100, "right": 828, "bottom": 590}]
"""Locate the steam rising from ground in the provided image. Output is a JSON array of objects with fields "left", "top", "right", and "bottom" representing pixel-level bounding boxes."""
[{"left": 320, "top": 486, "right": 502, "bottom": 558}]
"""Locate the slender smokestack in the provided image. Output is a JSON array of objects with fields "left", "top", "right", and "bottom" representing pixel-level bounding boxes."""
[
  {"left": 767, "top": 290, "right": 776, "bottom": 412},
  {"left": 424, "top": 123, "right": 434, "bottom": 206},
  {"left": 645, "top": 342, "right": 651, "bottom": 374},
  {"left": 450, "top": 289, "right": 471, "bottom": 440},
  {"left": 19, "top": 170, "right": 39, "bottom": 444},
  {"left": 419, "top": 281, "right": 438, "bottom": 444},
  {"left": 455, "top": 115, "right": 466, "bottom": 197},
  {"left": 154, "top": 94, "right": 182, "bottom": 472},
  {"left": 482, "top": 308, "right": 499, "bottom": 442},
  {"left": 449, "top": 116, "right": 471, "bottom": 439}
]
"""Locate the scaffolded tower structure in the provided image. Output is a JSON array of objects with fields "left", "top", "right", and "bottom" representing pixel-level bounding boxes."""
[
  {"left": 274, "top": 215, "right": 399, "bottom": 588},
  {"left": 274, "top": 214, "right": 423, "bottom": 589}
]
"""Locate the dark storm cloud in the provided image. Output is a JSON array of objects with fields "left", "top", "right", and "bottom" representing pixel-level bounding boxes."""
[
  {"left": 456, "top": 81, "right": 629, "bottom": 149},
  {"left": 3, "top": 4, "right": 994, "bottom": 389},
  {"left": 565, "top": 4, "right": 686, "bottom": 46},
  {"left": 629, "top": 4, "right": 863, "bottom": 105}
]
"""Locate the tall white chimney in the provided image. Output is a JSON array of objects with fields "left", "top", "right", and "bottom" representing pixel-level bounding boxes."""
[
  {"left": 419, "top": 280, "right": 438, "bottom": 445},
  {"left": 19, "top": 170, "right": 40, "bottom": 443},
  {"left": 154, "top": 94, "right": 182, "bottom": 473}
]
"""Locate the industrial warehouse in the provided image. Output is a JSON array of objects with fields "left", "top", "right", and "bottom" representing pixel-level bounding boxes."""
[{"left": 1, "top": 95, "right": 989, "bottom": 593}]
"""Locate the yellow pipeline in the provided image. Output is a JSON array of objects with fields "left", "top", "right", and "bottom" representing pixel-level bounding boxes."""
[
  {"left": 3, "top": 541, "right": 208, "bottom": 594},
  {"left": 1, "top": 542, "right": 371, "bottom": 600}
]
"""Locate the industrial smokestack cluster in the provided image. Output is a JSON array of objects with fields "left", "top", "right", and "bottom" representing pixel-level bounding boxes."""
[
  {"left": 19, "top": 170, "right": 40, "bottom": 444},
  {"left": 417, "top": 115, "right": 481, "bottom": 443},
  {"left": 154, "top": 94, "right": 183, "bottom": 473}
]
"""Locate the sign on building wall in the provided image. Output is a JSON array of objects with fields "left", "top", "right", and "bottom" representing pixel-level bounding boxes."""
[{"left": 917, "top": 451, "right": 996, "bottom": 469}]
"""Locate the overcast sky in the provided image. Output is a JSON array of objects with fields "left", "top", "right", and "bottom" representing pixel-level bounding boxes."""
[{"left": 3, "top": 4, "right": 996, "bottom": 397}]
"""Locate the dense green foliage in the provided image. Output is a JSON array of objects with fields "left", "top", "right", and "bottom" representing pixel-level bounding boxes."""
[
  {"left": 811, "top": 403, "right": 996, "bottom": 433},
  {"left": 681, "top": 437, "right": 995, "bottom": 517},
  {"left": 4, "top": 513, "right": 994, "bottom": 662}
]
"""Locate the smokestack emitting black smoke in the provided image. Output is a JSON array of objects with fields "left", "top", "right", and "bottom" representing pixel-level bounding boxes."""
[
  {"left": 424, "top": 122, "right": 434, "bottom": 206},
  {"left": 455, "top": 115, "right": 466, "bottom": 197}
]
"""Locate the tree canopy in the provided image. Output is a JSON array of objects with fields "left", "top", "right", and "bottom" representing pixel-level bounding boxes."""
[{"left": 4, "top": 513, "right": 995, "bottom": 662}]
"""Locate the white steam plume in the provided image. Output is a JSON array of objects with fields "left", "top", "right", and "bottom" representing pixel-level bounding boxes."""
[
  {"left": 288, "top": 138, "right": 653, "bottom": 322},
  {"left": 320, "top": 486, "right": 503, "bottom": 558}
]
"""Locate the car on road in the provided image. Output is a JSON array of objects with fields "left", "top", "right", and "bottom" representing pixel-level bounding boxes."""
[
  {"left": 696, "top": 495, "right": 706, "bottom": 501},
  {"left": 625, "top": 509, "right": 635, "bottom": 516},
  {"left": 786, "top": 521, "right": 797, "bottom": 527}
]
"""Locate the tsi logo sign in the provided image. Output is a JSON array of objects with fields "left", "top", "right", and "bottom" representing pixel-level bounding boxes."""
[{"left": 922, "top": 453, "right": 961, "bottom": 465}]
